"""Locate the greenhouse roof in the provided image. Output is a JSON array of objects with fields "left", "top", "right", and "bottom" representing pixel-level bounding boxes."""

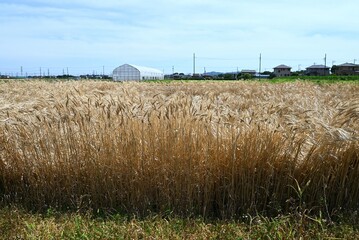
[{"left": 126, "top": 64, "right": 163, "bottom": 74}]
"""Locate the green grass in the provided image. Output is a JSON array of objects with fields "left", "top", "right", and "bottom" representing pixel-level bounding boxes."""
[
  {"left": 269, "top": 75, "right": 359, "bottom": 83},
  {"left": 1, "top": 207, "right": 359, "bottom": 239}
]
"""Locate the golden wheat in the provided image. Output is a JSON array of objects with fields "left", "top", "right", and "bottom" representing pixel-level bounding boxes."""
[{"left": 0, "top": 80, "right": 358, "bottom": 218}]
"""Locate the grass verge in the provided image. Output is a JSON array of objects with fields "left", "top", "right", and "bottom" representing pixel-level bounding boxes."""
[{"left": 1, "top": 207, "right": 359, "bottom": 239}]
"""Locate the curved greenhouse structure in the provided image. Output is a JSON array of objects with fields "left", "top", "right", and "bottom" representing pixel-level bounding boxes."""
[{"left": 112, "top": 64, "right": 164, "bottom": 81}]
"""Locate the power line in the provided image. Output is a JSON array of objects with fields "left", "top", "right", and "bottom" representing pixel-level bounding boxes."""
[{"left": 196, "top": 56, "right": 320, "bottom": 62}]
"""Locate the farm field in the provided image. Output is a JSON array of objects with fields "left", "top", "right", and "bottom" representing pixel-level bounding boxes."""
[{"left": 0, "top": 80, "right": 359, "bottom": 237}]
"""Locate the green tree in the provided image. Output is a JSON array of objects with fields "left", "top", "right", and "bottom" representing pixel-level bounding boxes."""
[
  {"left": 224, "top": 73, "right": 235, "bottom": 80},
  {"left": 331, "top": 65, "right": 338, "bottom": 74},
  {"left": 242, "top": 73, "right": 252, "bottom": 80}
]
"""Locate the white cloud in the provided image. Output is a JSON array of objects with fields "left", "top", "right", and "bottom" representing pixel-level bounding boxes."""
[{"left": 1, "top": 0, "right": 358, "bottom": 74}]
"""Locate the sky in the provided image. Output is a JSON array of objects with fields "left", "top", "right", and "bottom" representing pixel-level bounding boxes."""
[{"left": 0, "top": 0, "right": 358, "bottom": 76}]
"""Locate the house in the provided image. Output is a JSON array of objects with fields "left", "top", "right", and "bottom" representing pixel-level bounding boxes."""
[
  {"left": 332, "top": 63, "right": 359, "bottom": 75},
  {"left": 306, "top": 65, "right": 330, "bottom": 76},
  {"left": 273, "top": 65, "right": 292, "bottom": 77}
]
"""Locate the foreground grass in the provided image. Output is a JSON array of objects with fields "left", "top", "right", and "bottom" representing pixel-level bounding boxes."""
[
  {"left": 1, "top": 208, "right": 359, "bottom": 239},
  {"left": 269, "top": 75, "right": 359, "bottom": 83}
]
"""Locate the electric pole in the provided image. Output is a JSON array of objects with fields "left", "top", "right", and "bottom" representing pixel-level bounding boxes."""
[
  {"left": 193, "top": 53, "right": 196, "bottom": 75},
  {"left": 172, "top": 66, "right": 174, "bottom": 75},
  {"left": 21, "top": 66, "right": 23, "bottom": 77},
  {"left": 40, "top": 67, "right": 42, "bottom": 77},
  {"left": 259, "top": 53, "right": 262, "bottom": 75},
  {"left": 324, "top": 54, "right": 327, "bottom": 67},
  {"left": 103, "top": 66, "right": 105, "bottom": 76}
]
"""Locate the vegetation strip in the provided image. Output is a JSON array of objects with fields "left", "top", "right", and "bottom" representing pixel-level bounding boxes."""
[{"left": 1, "top": 208, "right": 359, "bottom": 239}]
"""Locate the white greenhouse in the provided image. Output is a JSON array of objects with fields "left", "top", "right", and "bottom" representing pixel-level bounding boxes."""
[{"left": 112, "top": 64, "right": 164, "bottom": 81}]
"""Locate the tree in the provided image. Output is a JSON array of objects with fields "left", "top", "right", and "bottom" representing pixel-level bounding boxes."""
[
  {"left": 242, "top": 73, "right": 252, "bottom": 80},
  {"left": 223, "top": 73, "right": 235, "bottom": 80},
  {"left": 268, "top": 73, "right": 276, "bottom": 79},
  {"left": 262, "top": 71, "right": 272, "bottom": 75},
  {"left": 331, "top": 65, "right": 338, "bottom": 74}
]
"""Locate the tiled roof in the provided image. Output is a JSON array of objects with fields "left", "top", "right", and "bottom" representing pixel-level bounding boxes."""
[
  {"left": 306, "top": 65, "right": 330, "bottom": 69},
  {"left": 274, "top": 64, "right": 291, "bottom": 69},
  {"left": 337, "top": 63, "right": 359, "bottom": 67}
]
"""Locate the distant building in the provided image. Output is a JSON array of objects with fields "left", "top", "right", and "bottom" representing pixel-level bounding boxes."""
[
  {"left": 306, "top": 65, "right": 330, "bottom": 76},
  {"left": 240, "top": 70, "right": 256, "bottom": 76},
  {"left": 332, "top": 63, "right": 359, "bottom": 75},
  {"left": 166, "top": 73, "right": 191, "bottom": 80},
  {"left": 112, "top": 64, "right": 164, "bottom": 81},
  {"left": 273, "top": 64, "right": 291, "bottom": 77}
]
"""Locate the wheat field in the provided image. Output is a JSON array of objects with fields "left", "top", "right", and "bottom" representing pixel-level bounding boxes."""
[{"left": 0, "top": 80, "right": 358, "bottom": 218}]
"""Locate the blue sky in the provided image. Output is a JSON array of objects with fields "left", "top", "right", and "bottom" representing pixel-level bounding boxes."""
[{"left": 0, "top": 0, "right": 358, "bottom": 76}]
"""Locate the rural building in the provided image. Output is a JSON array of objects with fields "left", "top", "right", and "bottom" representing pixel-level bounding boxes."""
[
  {"left": 332, "top": 63, "right": 359, "bottom": 75},
  {"left": 112, "top": 64, "right": 164, "bottom": 81},
  {"left": 273, "top": 64, "right": 291, "bottom": 77},
  {"left": 306, "top": 65, "right": 330, "bottom": 76},
  {"left": 240, "top": 70, "right": 256, "bottom": 76}
]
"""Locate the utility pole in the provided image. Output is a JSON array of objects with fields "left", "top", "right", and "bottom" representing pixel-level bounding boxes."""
[
  {"left": 67, "top": 67, "right": 69, "bottom": 76},
  {"left": 172, "top": 66, "right": 174, "bottom": 75},
  {"left": 40, "top": 67, "right": 42, "bottom": 77},
  {"left": 102, "top": 66, "right": 105, "bottom": 76},
  {"left": 204, "top": 67, "right": 206, "bottom": 74},
  {"left": 324, "top": 54, "right": 327, "bottom": 67},
  {"left": 259, "top": 53, "right": 262, "bottom": 75},
  {"left": 21, "top": 66, "right": 23, "bottom": 77},
  {"left": 193, "top": 53, "right": 196, "bottom": 75},
  {"left": 47, "top": 69, "right": 50, "bottom": 77}
]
